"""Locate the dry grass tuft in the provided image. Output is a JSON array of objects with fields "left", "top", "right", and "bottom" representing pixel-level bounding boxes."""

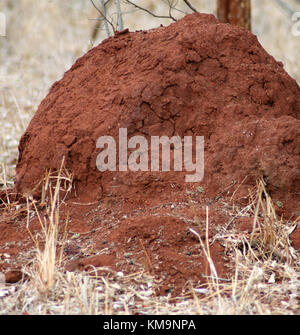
[
  {"left": 25, "top": 158, "right": 73, "bottom": 294},
  {"left": 245, "top": 179, "right": 298, "bottom": 265}
]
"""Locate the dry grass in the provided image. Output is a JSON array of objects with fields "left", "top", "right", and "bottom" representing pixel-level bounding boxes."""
[
  {"left": 0, "top": 176, "right": 299, "bottom": 314},
  {"left": 0, "top": 0, "right": 300, "bottom": 314},
  {"left": 25, "top": 158, "right": 73, "bottom": 294}
]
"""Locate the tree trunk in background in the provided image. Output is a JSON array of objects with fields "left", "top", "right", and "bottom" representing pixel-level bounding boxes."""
[{"left": 217, "top": 0, "right": 251, "bottom": 31}]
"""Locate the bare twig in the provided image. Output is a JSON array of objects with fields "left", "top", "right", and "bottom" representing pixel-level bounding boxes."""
[
  {"left": 114, "top": 0, "right": 124, "bottom": 31},
  {"left": 165, "top": 0, "right": 178, "bottom": 21},
  {"left": 125, "top": 0, "right": 177, "bottom": 21},
  {"left": 101, "top": 0, "right": 113, "bottom": 37},
  {"left": 183, "top": 0, "right": 198, "bottom": 13},
  {"left": 90, "top": 0, "right": 115, "bottom": 36},
  {"left": 161, "top": 0, "right": 188, "bottom": 16}
]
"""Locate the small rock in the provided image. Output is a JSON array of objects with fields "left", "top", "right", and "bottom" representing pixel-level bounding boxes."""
[{"left": 5, "top": 270, "right": 23, "bottom": 283}]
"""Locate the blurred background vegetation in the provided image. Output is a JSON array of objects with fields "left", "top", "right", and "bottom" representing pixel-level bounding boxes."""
[{"left": 0, "top": 0, "right": 300, "bottom": 181}]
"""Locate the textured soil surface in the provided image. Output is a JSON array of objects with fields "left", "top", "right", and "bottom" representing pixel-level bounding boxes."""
[{"left": 1, "top": 13, "right": 300, "bottom": 294}]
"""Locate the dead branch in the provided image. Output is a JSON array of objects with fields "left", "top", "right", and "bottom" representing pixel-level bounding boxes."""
[
  {"left": 114, "top": 0, "right": 124, "bottom": 31},
  {"left": 90, "top": 0, "right": 116, "bottom": 37},
  {"left": 183, "top": 0, "right": 198, "bottom": 13},
  {"left": 125, "top": 0, "right": 177, "bottom": 21}
]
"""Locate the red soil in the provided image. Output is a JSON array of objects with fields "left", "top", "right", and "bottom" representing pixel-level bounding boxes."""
[{"left": 1, "top": 13, "right": 300, "bottom": 294}]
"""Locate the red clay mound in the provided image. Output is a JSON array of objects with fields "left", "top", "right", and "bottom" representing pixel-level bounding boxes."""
[{"left": 15, "top": 13, "right": 300, "bottom": 217}]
